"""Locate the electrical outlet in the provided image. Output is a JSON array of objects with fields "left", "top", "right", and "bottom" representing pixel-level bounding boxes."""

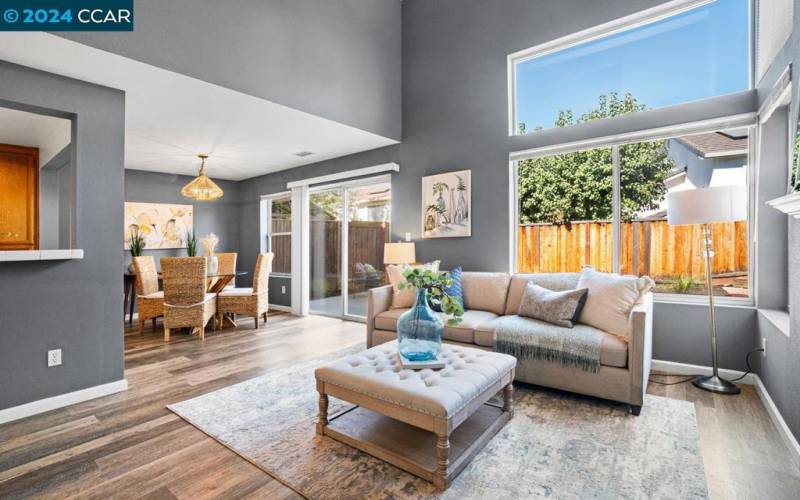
[
  {"left": 281, "top": 285, "right": 286, "bottom": 294},
  {"left": 405, "top": 232, "right": 412, "bottom": 242},
  {"left": 47, "top": 349, "right": 62, "bottom": 367},
  {"left": 761, "top": 337, "right": 767, "bottom": 356}
]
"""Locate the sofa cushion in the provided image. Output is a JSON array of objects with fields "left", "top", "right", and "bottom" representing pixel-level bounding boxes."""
[
  {"left": 505, "top": 273, "right": 581, "bottom": 315},
  {"left": 439, "top": 309, "right": 498, "bottom": 344},
  {"left": 374, "top": 308, "right": 405, "bottom": 331},
  {"left": 375, "top": 308, "right": 498, "bottom": 345},
  {"left": 576, "top": 267, "right": 654, "bottom": 339},
  {"left": 461, "top": 272, "right": 511, "bottom": 315},
  {"left": 517, "top": 282, "right": 588, "bottom": 328},
  {"left": 473, "top": 318, "right": 627, "bottom": 368}
]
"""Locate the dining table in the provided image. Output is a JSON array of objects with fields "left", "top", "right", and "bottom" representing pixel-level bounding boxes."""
[{"left": 124, "top": 270, "right": 248, "bottom": 325}]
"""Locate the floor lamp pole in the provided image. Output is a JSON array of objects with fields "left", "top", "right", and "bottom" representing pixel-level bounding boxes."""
[{"left": 692, "top": 223, "right": 741, "bottom": 395}]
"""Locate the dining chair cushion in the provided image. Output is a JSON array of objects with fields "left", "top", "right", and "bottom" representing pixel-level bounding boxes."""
[
  {"left": 140, "top": 291, "right": 164, "bottom": 300},
  {"left": 219, "top": 287, "right": 255, "bottom": 297}
]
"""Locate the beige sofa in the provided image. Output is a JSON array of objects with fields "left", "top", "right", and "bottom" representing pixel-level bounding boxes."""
[{"left": 367, "top": 272, "right": 653, "bottom": 415}]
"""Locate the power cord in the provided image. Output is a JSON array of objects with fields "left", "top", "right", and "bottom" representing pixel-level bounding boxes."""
[
  {"left": 727, "top": 347, "right": 763, "bottom": 382},
  {"left": 648, "top": 347, "right": 764, "bottom": 386}
]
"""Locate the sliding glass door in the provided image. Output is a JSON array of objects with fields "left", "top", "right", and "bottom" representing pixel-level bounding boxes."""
[
  {"left": 308, "top": 177, "right": 391, "bottom": 319},
  {"left": 345, "top": 182, "right": 391, "bottom": 317},
  {"left": 309, "top": 188, "right": 344, "bottom": 317}
]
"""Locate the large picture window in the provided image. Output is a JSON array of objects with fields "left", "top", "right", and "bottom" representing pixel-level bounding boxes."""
[
  {"left": 510, "top": 0, "right": 751, "bottom": 135},
  {"left": 514, "top": 127, "right": 751, "bottom": 299}
]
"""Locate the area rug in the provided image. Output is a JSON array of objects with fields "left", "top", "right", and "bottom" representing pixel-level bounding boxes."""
[{"left": 168, "top": 345, "right": 708, "bottom": 499}]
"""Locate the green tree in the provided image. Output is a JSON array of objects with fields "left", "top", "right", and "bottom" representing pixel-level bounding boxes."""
[{"left": 518, "top": 92, "right": 673, "bottom": 224}]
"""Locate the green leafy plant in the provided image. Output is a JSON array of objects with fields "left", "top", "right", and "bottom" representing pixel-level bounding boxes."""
[
  {"left": 129, "top": 228, "right": 145, "bottom": 257},
  {"left": 517, "top": 92, "right": 673, "bottom": 225},
  {"left": 671, "top": 275, "right": 697, "bottom": 294},
  {"left": 397, "top": 268, "right": 464, "bottom": 325},
  {"left": 186, "top": 230, "right": 197, "bottom": 257}
]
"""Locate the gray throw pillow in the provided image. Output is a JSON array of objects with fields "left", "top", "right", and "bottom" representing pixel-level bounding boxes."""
[{"left": 517, "top": 282, "right": 589, "bottom": 328}]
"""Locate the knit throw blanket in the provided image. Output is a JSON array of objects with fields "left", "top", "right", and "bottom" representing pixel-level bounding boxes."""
[{"left": 494, "top": 315, "right": 602, "bottom": 373}]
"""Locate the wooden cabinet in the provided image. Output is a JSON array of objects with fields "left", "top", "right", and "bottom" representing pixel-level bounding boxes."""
[{"left": 0, "top": 143, "right": 38, "bottom": 250}]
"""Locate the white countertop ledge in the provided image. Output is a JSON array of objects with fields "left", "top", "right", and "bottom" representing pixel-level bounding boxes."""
[{"left": 0, "top": 249, "right": 84, "bottom": 262}]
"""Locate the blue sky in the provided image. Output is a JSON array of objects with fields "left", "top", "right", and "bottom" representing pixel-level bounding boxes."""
[{"left": 515, "top": 0, "right": 750, "bottom": 132}]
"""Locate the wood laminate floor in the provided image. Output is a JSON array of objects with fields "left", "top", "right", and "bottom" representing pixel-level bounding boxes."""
[{"left": 0, "top": 314, "right": 798, "bottom": 499}]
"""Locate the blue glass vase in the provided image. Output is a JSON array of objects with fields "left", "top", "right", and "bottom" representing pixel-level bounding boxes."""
[{"left": 397, "top": 288, "right": 443, "bottom": 361}]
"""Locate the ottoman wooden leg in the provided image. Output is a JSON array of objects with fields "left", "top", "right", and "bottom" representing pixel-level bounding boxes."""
[
  {"left": 316, "top": 384, "right": 329, "bottom": 436},
  {"left": 435, "top": 433, "right": 450, "bottom": 490},
  {"left": 503, "top": 382, "right": 514, "bottom": 418}
]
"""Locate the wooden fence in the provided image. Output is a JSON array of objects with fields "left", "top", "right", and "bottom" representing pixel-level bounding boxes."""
[
  {"left": 517, "top": 220, "right": 747, "bottom": 278},
  {"left": 309, "top": 220, "right": 389, "bottom": 297}
]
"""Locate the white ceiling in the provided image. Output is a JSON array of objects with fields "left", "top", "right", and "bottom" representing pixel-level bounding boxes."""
[
  {"left": 0, "top": 107, "right": 70, "bottom": 168},
  {"left": 0, "top": 33, "right": 397, "bottom": 181}
]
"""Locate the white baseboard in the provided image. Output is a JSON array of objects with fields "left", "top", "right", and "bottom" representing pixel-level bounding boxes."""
[
  {"left": 0, "top": 379, "right": 128, "bottom": 425},
  {"left": 268, "top": 304, "right": 292, "bottom": 313},
  {"left": 650, "top": 359, "right": 756, "bottom": 384},
  {"left": 652, "top": 359, "right": 800, "bottom": 465},
  {"left": 753, "top": 374, "right": 800, "bottom": 465}
]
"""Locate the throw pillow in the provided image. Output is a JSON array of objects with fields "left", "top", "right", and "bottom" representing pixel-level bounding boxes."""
[
  {"left": 576, "top": 267, "right": 655, "bottom": 339},
  {"left": 386, "top": 260, "right": 441, "bottom": 309},
  {"left": 517, "top": 282, "right": 588, "bottom": 328},
  {"left": 429, "top": 266, "right": 464, "bottom": 312}
]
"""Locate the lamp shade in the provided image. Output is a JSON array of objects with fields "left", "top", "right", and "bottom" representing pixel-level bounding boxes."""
[
  {"left": 384, "top": 242, "right": 416, "bottom": 264},
  {"left": 667, "top": 185, "right": 747, "bottom": 225}
]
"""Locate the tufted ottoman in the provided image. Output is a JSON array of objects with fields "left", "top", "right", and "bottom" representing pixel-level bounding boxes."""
[{"left": 314, "top": 340, "right": 516, "bottom": 490}]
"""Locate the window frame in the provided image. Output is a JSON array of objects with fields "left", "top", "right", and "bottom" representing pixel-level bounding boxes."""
[
  {"left": 260, "top": 191, "right": 292, "bottom": 277},
  {"left": 507, "top": 0, "right": 755, "bottom": 136},
  {"left": 509, "top": 115, "right": 758, "bottom": 307}
]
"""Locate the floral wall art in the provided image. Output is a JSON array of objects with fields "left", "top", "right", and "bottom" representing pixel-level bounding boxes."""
[
  {"left": 421, "top": 169, "right": 471, "bottom": 238},
  {"left": 124, "top": 202, "right": 193, "bottom": 249}
]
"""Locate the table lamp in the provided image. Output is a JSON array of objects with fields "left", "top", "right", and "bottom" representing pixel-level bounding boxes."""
[
  {"left": 384, "top": 242, "right": 416, "bottom": 265},
  {"left": 667, "top": 184, "right": 747, "bottom": 394}
]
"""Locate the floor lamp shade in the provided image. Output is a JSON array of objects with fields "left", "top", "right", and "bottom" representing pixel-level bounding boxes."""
[
  {"left": 384, "top": 242, "right": 416, "bottom": 265},
  {"left": 667, "top": 185, "right": 747, "bottom": 225}
]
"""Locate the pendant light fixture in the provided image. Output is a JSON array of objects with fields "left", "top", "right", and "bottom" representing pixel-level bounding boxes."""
[{"left": 181, "top": 154, "right": 224, "bottom": 201}]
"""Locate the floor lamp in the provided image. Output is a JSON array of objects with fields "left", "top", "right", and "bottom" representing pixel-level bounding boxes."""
[{"left": 667, "top": 184, "right": 747, "bottom": 395}]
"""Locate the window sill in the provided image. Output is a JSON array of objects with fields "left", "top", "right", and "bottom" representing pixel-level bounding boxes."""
[
  {"left": 0, "top": 249, "right": 84, "bottom": 262},
  {"left": 766, "top": 192, "right": 800, "bottom": 218},
  {"left": 653, "top": 293, "right": 754, "bottom": 308},
  {"left": 758, "top": 308, "right": 791, "bottom": 337}
]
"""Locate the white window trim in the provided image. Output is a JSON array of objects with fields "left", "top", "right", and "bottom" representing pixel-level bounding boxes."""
[
  {"left": 509, "top": 116, "right": 758, "bottom": 307},
  {"left": 261, "top": 191, "right": 292, "bottom": 277},
  {"left": 507, "top": 0, "right": 753, "bottom": 136}
]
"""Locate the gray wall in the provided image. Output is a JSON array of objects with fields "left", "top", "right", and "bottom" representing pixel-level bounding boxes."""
[
  {"left": 58, "top": 0, "right": 402, "bottom": 140},
  {"left": 750, "top": 0, "right": 800, "bottom": 442},
  {"left": 0, "top": 61, "right": 125, "bottom": 410},
  {"left": 237, "top": 0, "right": 759, "bottom": 369},
  {"left": 124, "top": 169, "right": 242, "bottom": 271}
]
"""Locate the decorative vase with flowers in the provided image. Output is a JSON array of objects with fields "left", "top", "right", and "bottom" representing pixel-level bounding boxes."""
[
  {"left": 127, "top": 228, "right": 145, "bottom": 273},
  {"left": 200, "top": 233, "right": 219, "bottom": 274},
  {"left": 396, "top": 268, "right": 464, "bottom": 361}
]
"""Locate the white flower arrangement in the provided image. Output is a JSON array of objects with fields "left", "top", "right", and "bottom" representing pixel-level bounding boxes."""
[{"left": 200, "top": 233, "right": 219, "bottom": 256}]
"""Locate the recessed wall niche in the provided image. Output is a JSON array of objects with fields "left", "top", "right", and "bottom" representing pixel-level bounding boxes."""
[{"left": 0, "top": 105, "right": 74, "bottom": 250}]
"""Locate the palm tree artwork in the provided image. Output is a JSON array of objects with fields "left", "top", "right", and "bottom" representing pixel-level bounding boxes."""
[{"left": 421, "top": 170, "right": 471, "bottom": 238}]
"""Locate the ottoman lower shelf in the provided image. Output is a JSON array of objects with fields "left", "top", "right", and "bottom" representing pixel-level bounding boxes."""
[{"left": 323, "top": 402, "right": 510, "bottom": 489}]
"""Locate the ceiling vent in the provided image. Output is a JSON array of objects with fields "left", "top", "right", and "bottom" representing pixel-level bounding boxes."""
[{"left": 294, "top": 151, "right": 314, "bottom": 157}]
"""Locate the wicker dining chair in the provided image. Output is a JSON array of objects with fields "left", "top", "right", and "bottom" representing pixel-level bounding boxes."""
[
  {"left": 132, "top": 256, "right": 164, "bottom": 334},
  {"left": 217, "top": 253, "right": 273, "bottom": 328},
  {"left": 161, "top": 257, "right": 217, "bottom": 342},
  {"left": 216, "top": 252, "right": 237, "bottom": 288}
]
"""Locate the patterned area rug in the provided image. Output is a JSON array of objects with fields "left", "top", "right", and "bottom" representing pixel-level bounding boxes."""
[{"left": 168, "top": 345, "right": 708, "bottom": 499}]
